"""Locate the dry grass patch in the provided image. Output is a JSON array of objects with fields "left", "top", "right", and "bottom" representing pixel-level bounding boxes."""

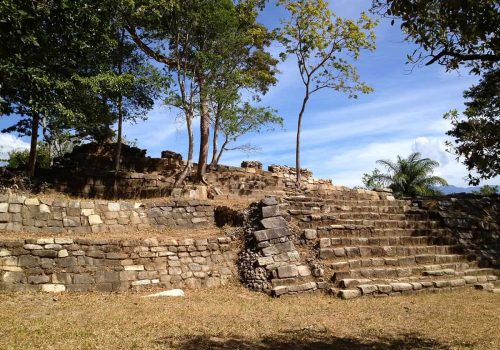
[{"left": 0, "top": 286, "right": 498, "bottom": 350}]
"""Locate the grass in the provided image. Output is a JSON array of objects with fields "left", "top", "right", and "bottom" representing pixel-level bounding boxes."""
[{"left": 0, "top": 286, "right": 498, "bottom": 350}]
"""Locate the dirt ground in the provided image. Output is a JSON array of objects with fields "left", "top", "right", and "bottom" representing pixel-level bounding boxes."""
[{"left": 0, "top": 285, "right": 498, "bottom": 350}]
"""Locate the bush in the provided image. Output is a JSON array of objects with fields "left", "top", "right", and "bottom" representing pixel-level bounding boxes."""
[{"left": 8, "top": 143, "right": 51, "bottom": 169}]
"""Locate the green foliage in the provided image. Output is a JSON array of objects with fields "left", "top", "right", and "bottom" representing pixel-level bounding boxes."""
[
  {"left": 371, "top": 0, "right": 500, "bottom": 74},
  {"left": 472, "top": 185, "right": 499, "bottom": 196},
  {"left": 7, "top": 143, "right": 51, "bottom": 169},
  {"left": 277, "top": 0, "right": 377, "bottom": 184},
  {"left": 444, "top": 70, "right": 500, "bottom": 186},
  {"left": 367, "top": 152, "right": 448, "bottom": 197},
  {"left": 277, "top": 0, "right": 377, "bottom": 97},
  {"left": 362, "top": 169, "right": 385, "bottom": 189}
]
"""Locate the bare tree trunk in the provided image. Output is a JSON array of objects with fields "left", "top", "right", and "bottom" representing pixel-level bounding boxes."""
[
  {"left": 296, "top": 87, "right": 310, "bottom": 187},
  {"left": 214, "top": 137, "right": 229, "bottom": 167},
  {"left": 197, "top": 75, "right": 210, "bottom": 183},
  {"left": 27, "top": 111, "right": 40, "bottom": 177},
  {"left": 209, "top": 112, "right": 220, "bottom": 168},
  {"left": 114, "top": 97, "right": 123, "bottom": 172},
  {"left": 175, "top": 110, "right": 194, "bottom": 186}
]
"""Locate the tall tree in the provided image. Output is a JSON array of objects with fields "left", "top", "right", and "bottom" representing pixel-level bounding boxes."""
[
  {"left": 0, "top": 0, "right": 121, "bottom": 176},
  {"left": 125, "top": 0, "right": 277, "bottom": 182},
  {"left": 277, "top": 0, "right": 377, "bottom": 186},
  {"left": 365, "top": 152, "right": 448, "bottom": 197}
]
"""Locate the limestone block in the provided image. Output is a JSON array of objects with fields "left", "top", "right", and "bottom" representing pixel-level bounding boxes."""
[
  {"left": 63, "top": 217, "right": 80, "bottom": 227},
  {"left": 81, "top": 209, "right": 94, "bottom": 216},
  {"left": 339, "top": 289, "right": 361, "bottom": 299},
  {"left": 297, "top": 265, "right": 311, "bottom": 277},
  {"left": 303, "top": 229, "right": 317, "bottom": 240},
  {"left": 0, "top": 203, "right": 8, "bottom": 213},
  {"left": 25, "top": 198, "right": 40, "bottom": 206},
  {"left": 88, "top": 214, "right": 103, "bottom": 225},
  {"left": 277, "top": 265, "right": 298, "bottom": 278},
  {"left": 124, "top": 265, "right": 144, "bottom": 271},
  {"left": 357, "top": 284, "right": 378, "bottom": 295},
  {"left": 131, "top": 280, "right": 151, "bottom": 286},
  {"left": 58, "top": 250, "right": 69, "bottom": 258},
  {"left": 8, "top": 204, "right": 22, "bottom": 213},
  {"left": 390, "top": 282, "right": 413, "bottom": 291},
  {"left": 261, "top": 216, "right": 287, "bottom": 229},
  {"left": 28, "top": 275, "right": 50, "bottom": 284},
  {"left": 262, "top": 205, "right": 279, "bottom": 218},
  {"left": 261, "top": 197, "right": 278, "bottom": 206},
  {"left": 108, "top": 202, "right": 121, "bottom": 212},
  {"left": 23, "top": 244, "right": 43, "bottom": 250},
  {"left": 54, "top": 238, "right": 74, "bottom": 244},
  {"left": 2, "top": 271, "right": 26, "bottom": 283},
  {"left": 0, "top": 249, "right": 10, "bottom": 257}
]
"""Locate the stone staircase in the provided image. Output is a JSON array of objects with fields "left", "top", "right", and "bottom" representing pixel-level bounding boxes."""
[{"left": 283, "top": 193, "right": 500, "bottom": 299}]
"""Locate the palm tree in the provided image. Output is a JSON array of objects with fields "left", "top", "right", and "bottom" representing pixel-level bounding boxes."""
[{"left": 368, "top": 152, "right": 448, "bottom": 197}]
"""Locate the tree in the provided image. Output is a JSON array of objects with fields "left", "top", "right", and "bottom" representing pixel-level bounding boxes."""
[
  {"left": 362, "top": 168, "right": 385, "bottom": 189},
  {"left": 277, "top": 0, "right": 377, "bottom": 186},
  {"left": 76, "top": 28, "right": 166, "bottom": 172},
  {"left": 211, "top": 102, "right": 283, "bottom": 166},
  {"left": 371, "top": 0, "right": 500, "bottom": 74},
  {"left": 125, "top": 0, "right": 277, "bottom": 182},
  {"left": 444, "top": 70, "right": 500, "bottom": 186},
  {"left": 472, "top": 185, "right": 499, "bottom": 196},
  {"left": 371, "top": 1, "right": 500, "bottom": 186},
  {"left": 7, "top": 143, "right": 51, "bottom": 170},
  {"left": 0, "top": 0, "right": 122, "bottom": 176},
  {"left": 366, "top": 152, "right": 448, "bottom": 197}
]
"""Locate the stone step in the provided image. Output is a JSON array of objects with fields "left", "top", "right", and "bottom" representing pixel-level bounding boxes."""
[
  {"left": 316, "top": 226, "right": 452, "bottom": 238},
  {"left": 289, "top": 212, "right": 432, "bottom": 221},
  {"left": 285, "top": 197, "right": 411, "bottom": 207},
  {"left": 319, "top": 245, "right": 461, "bottom": 260},
  {"left": 317, "top": 235, "right": 456, "bottom": 247},
  {"left": 331, "top": 265, "right": 496, "bottom": 282},
  {"left": 328, "top": 259, "right": 474, "bottom": 273},
  {"left": 337, "top": 219, "right": 442, "bottom": 229},
  {"left": 336, "top": 275, "right": 499, "bottom": 299},
  {"left": 288, "top": 204, "right": 417, "bottom": 214}
]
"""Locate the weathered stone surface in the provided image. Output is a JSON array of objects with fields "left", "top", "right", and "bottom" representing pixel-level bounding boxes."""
[
  {"left": 303, "top": 229, "right": 317, "bottom": 240},
  {"left": 390, "top": 282, "right": 413, "bottom": 291},
  {"left": 277, "top": 265, "right": 298, "bottom": 278},
  {"left": 262, "top": 205, "right": 279, "bottom": 218},
  {"left": 260, "top": 216, "right": 288, "bottom": 229},
  {"left": 357, "top": 284, "right": 378, "bottom": 295},
  {"left": 261, "top": 197, "right": 278, "bottom": 206},
  {"left": 339, "top": 289, "right": 361, "bottom": 299}
]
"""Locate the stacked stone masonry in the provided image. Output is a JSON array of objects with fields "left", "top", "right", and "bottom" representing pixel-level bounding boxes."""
[
  {"left": 284, "top": 191, "right": 500, "bottom": 299},
  {"left": 0, "top": 236, "right": 235, "bottom": 292},
  {"left": 0, "top": 192, "right": 215, "bottom": 234}
]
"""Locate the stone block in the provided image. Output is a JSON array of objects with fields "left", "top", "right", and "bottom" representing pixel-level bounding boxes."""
[
  {"left": 303, "top": 229, "right": 317, "bottom": 240},
  {"left": 390, "top": 282, "right": 413, "bottom": 291},
  {"left": 297, "top": 265, "right": 311, "bottom": 277},
  {"left": 0, "top": 203, "right": 8, "bottom": 213},
  {"left": 8, "top": 204, "right": 22, "bottom": 213},
  {"left": 73, "top": 274, "right": 94, "bottom": 284},
  {"left": 124, "top": 265, "right": 144, "bottom": 271},
  {"left": 339, "top": 289, "right": 361, "bottom": 299},
  {"left": 42, "top": 283, "right": 66, "bottom": 293},
  {"left": 277, "top": 265, "right": 298, "bottom": 278},
  {"left": 25, "top": 198, "right": 40, "bottom": 206},
  {"left": 357, "top": 284, "right": 378, "bottom": 295},
  {"left": 28, "top": 275, "right": 50, "bottom": 284},
  {"left": 261, "top": 197, "right": 278, "bottom": 206},
  {"left": 261, "top": 216, "right": 287, "bottom": 229},
  {"left": 108, "top": 203, "right": 121, "bottom": 211},
  {"left": 262, "top": 205, "right": 279, "bottom": 218}
]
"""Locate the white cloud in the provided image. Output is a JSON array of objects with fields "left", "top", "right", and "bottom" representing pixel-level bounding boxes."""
[{"left": 0, "top": 134, "right": 29, "bottom": 160}]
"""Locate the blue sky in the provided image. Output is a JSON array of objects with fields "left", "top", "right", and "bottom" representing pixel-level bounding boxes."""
[{"left": 1, "top": 0, "right": 498, "bottom": 188}]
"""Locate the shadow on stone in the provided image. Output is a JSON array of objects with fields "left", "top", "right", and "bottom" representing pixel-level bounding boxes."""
[{"left": 157, "top": 330, "right": 462, "bottom": 350}]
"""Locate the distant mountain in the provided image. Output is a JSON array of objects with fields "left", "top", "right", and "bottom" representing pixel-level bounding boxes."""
[{"left": 434, "top": 185, "right": 479, "bottom": 195}]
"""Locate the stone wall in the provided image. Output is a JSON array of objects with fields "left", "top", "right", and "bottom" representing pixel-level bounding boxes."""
[
  {"left": 0, "top": 192, "right": 215, "bottom": 234},
  {"left": 0, "top": 236, "right": 236, "bottom": 292},
  {"left": 416, "top": 195, "right": 500, "bottom": 268}
]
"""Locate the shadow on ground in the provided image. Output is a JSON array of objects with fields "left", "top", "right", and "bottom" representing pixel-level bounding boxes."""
[{"left": 158, "top": 329, "right": 467, "bottom": 350}]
